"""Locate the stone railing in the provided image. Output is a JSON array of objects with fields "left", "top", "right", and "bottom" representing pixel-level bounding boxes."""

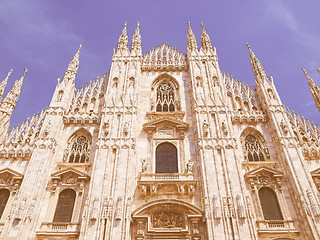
[
  {"left": 36, "top": 222, "right": 79, "bottom": 236},
  {"left": 256, "top": 220, "right": 298, "bottom": 233},
  {"left": 138, "top": 173, "right": 196, "bottom": 196}
]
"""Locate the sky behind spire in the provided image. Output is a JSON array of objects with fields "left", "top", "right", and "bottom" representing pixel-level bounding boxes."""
[{"left": 0, "top": 0, "right": 319, "bottom": 126}]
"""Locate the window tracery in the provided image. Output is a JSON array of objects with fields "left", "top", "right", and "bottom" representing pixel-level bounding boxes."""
[
  {"left": 243, "top": 134, "right": 267, "bottom": 161},
  {"left": 65, "top": 134, "right": 91, "bottom": 163},
  {"left": 156, "top": 82, "right": 175, "bottom": 112}
]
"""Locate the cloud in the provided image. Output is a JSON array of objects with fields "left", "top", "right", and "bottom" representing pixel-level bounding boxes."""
[
  {"left": 266, "top": 0, "right": 298, "bottom": 31},
  {"left": 0, "top": 0, "right": 81, "bottom": 64},
  {"left": 264, "top": 1, "right": 320, "bottom": 68}
]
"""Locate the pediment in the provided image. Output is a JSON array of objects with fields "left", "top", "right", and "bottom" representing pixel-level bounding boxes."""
[
  {"left": 51, "top": 167, "right": 90, "bottom": 181},
  {"left": 311, "top": 167, "right": 320, "bottom": 177},
  {"left": 0, "top": 168, "right": 23, "bottom": 179},
  {"left": 143, "top": 117, "right": 189, "bottom": 131},
  {"left": 244, "top": 166, "right": 283, "bottom": 179}
]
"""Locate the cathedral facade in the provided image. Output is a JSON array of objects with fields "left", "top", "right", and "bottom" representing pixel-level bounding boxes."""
[{"left": 0, "top": 22, "right": 319, "bottom": 240}]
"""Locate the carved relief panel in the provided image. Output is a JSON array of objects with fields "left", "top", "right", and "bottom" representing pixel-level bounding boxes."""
[{"left": 131, "top": 201, "right": 204, "bottom": 239}]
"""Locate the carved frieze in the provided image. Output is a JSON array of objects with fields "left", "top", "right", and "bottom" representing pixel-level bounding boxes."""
[
  {"left": 151, "top": 211, "right": 184, "bottom": 228},
  {"left": 63, "top": 112, "right": 100, "bottom": 125},
  {"left": 231, "top": 111, "right": 266, "bottom": 124}
]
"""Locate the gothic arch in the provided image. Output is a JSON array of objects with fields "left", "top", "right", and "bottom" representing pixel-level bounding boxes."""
[
  {"left": 65, "top": 128, "right": 92, "bottom": 163},
  {"left": 240, "top": 127, "right": 269, "bottom": 162},
  {"left": 67, "top": 128, "right": 92, "bottom": 144},
  {"left": 151, "top": 73, "right": 179, "bottom": 90},
  {"left": 240, "top": 127, "right": 265, "bottom": 143},
  {"left": 150, "top": 74, "right": 181, "bottom": 112}
]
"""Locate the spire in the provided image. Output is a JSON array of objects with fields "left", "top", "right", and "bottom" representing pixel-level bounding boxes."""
[
  {"left": 200, "top": 22, "right": 213, "bottom": 52},
  {"left": 117, "top": 22, "right": 128, "bottom": 53},
  {"left": 246, "top": 43, "right": 268, "bottom": 83},
  {"left": 0, "top": 69, "right": 13, "bottom": 101},
  {"left": 131, "top": 22, "right": 142, "bottom": 55},
  {"left": 62, "top": 44, "right": 81, "bottom": 83},
  {"left": 2, "top": 68, "right": 27, "bottom": 110},
  {"left": 187, "top": 22, "right": 198, "bottom": 53},
  {"left": 302, "top": 68, "right": 320, "bottom": 112}
]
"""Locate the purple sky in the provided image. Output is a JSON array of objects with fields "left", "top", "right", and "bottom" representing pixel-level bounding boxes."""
[{"left": 0, "top": 0, "right": 319, "bottom": 126}]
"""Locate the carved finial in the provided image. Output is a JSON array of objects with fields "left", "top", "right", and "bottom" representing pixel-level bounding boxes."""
[
  {"left": 200, "top": 22, "right": 213, "bottom": 52},
  {"left": 302, "top": 68, "right": 320, "bottom": 112},
  {"left": 247, "top": 43, "right": 267, "bottom": 83},
  {"left": 62, "top": 45, "right": 81, "bottom": 83},
  {"left": 1, "top": 68, "right": 27, "bottom": 116},
  {"left": 131, "top": 22, "right": 141, "bottom": 55},
  {"left": 187, "top": 22, "right": 198, "bottom": 53},
  {"left": 23, "top": 68, "right": 28, "bottom": 77},
  {"left": 117, "top": 22, "right": 128, "bottom": 53},
  {"left": 0, "top": 69, "right": 13, "bottom": 100}
]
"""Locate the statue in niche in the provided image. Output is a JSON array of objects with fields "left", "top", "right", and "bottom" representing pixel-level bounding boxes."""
[
  {"left": 57, "top": 89, "right": 63, "bottom": 102},
  {"left": 280, "top": 119, "right": 288, "bottom": 134},
  {"left": 140, "top": 158, "right": 147, "bottom": 172},
  {"left": 221, "top": 121, "right": 228, "bottom": 135},
  {"left": 123, "top": 122, "right": 129, "bottom": 136},
  {"left": 202, "top": 120, "right": 209, "bottom": 136},
  {"left": 213, "top": 78, "right": 221, "bottom": 103},
  {"left": 113, "top": 78, "right": 118, "bottom": 88},
  {"left": 267, "top": 89, "right": 275, "bottom": 100},
  {"left": 186, "top": 160, "right": 193, "bottom": 173},
  {"left": 196, "top": 77, "right": 202, "bottom": 87}
]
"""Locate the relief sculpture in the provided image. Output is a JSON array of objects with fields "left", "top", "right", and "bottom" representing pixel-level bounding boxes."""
[{"left": 152, "top": 211, "right": 184, "bottom": 228}]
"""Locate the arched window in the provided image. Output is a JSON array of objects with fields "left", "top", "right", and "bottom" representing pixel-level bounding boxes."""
[
  {"left": 156, "top": 143, "right": 178, "bottom": 173},
  {"left": 244, "top": 134, "right": 266, "bottom": 161},
  {"left": 0, "top": 189, "right": 9, "bottom": 218},
  {"left": 156, "top": 82, "right": 175, "bottom": 112},
  {"left": 68, "top": 135, "right": 91, "bottom": 163},
  {"left": 53, "top": 189, "right": 76, "bottom": 222},
  {"left": 259, "top": 187, "right": 283, "bottom": 220}
]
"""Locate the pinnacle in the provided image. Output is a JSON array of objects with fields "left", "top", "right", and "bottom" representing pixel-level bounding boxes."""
[{"left": 23, "top": 68, "right": 28, "bottom": 77}]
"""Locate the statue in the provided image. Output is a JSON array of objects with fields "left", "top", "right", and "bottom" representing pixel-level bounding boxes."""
[
  {"left": 140, "top": 158, "right": 147, "bottom": 172},
  {"left": 202, "top": 120, "right": 209, "bottom": 136},
  {"left": 186, "top": 160, "right": 193, "bottom": 173}
]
